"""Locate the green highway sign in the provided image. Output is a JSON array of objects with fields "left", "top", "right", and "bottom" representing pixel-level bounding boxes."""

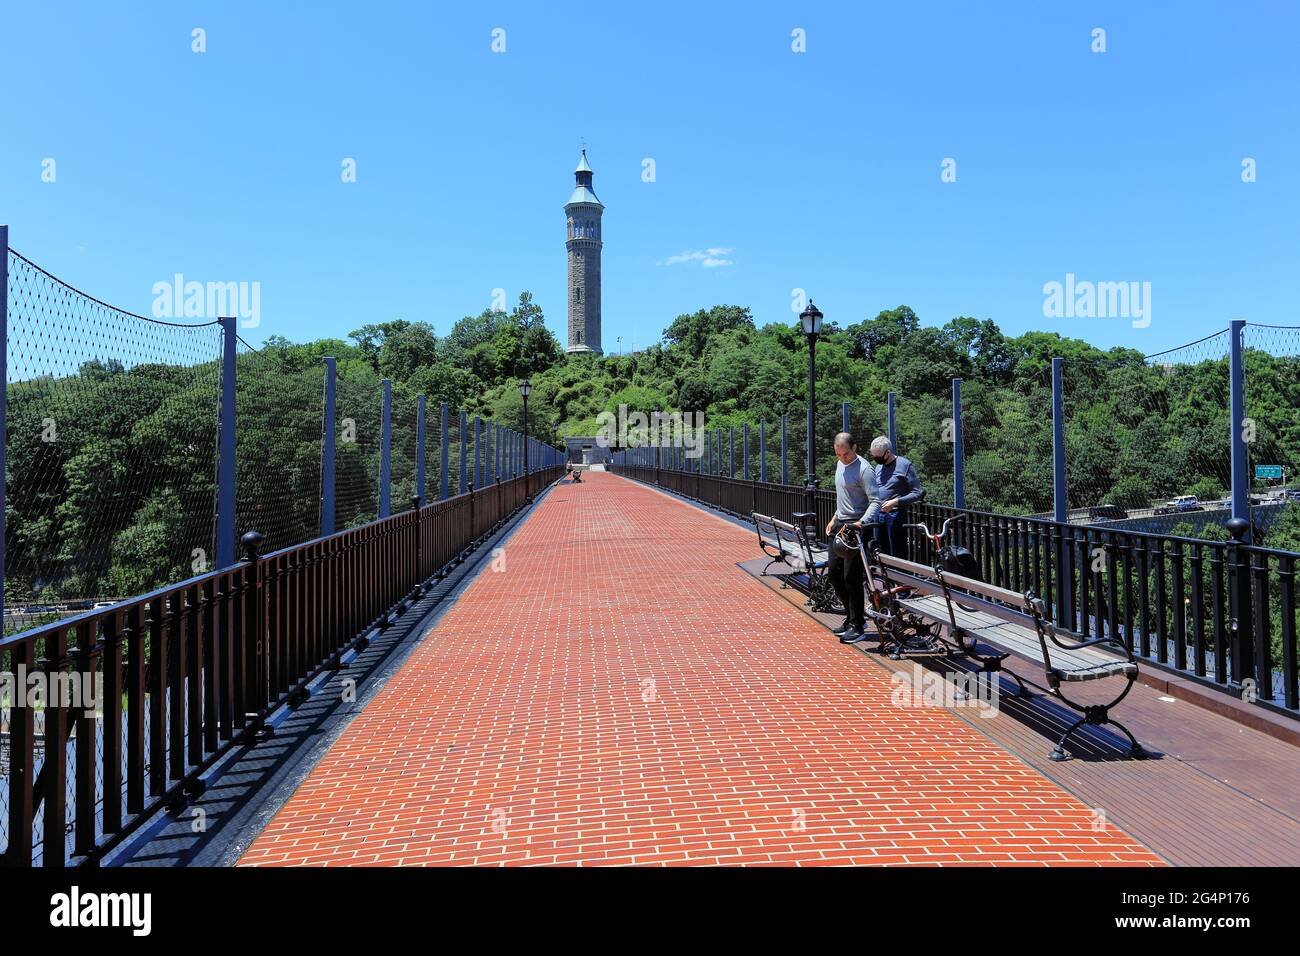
[{"left": 1255, "top": 465, "right": 1284, "bottom": 479}]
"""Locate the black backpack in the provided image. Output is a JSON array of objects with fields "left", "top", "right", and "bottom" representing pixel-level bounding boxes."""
[{"left": 939, "top": 544, "right": 981, "bottom": 581}]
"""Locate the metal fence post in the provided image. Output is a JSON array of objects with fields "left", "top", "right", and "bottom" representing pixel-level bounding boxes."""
[
  {"left": 1051, "top": 357, "right": 1073, "bottom": 626},
  {"left": 887, "top": 392, "right": 896, "bottom": 449},
  {"left": 415, "top": 394, "right": 427, "bottom": 502},
  {"left": 1, "top": 224, "right": 8, "bottom": 624},
  {"left": 1052, "top": 358, "right": 1067, "bottom": 521},
  {"left": 1229, "top": 319, "right": 1250, "bottom": 540},
  {"left": 216, "top": 316, "right": 238, "bottom": 568},
  {"left": 952, "top": 378, "right": 965, "bottom": 510},
  {"left": 842, "top": 401, "right": 850, "bottom": 434},
  {"left": 743, "top": 423, "right": 750, "bottom": 480},
  {"left": 759, "top": 419, "right": 767, "bottom": 482},
  {"left": 379, "top": 379, "right": 392, "bottom": 518},
  {"left": 440, "top": 403, "right": 450, "bottom": 500},
  {"left": 320, "top": 357, "right": 337, "bottom": 537},
  {"left": 459, "top": 410, "right": 468, "bottom": 494},
  {"left": 475, "top": 416, "right": 483, "bottom": 488},
  {"left": 729, "top": 426, "right": 735, "bottom": 478},
  {"left": 1228, "top": 320, "right": 1256, "bottom": 685},
  {"left": 780, "top": 414, "right": 788, "bottom": 485}
]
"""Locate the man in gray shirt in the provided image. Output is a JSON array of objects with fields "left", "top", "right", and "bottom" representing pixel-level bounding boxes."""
[{"left": 824, "top": 432, "right": 882, "bottom": 644}]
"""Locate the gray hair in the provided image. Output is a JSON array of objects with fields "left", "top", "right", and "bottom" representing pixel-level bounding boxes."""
[{"left": 870, "top": 436, "right": 893, "bottom": 455}]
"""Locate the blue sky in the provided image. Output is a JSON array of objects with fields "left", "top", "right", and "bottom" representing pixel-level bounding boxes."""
[{"left": 2, "top": 1, "right": 1296, "bottom": 355}]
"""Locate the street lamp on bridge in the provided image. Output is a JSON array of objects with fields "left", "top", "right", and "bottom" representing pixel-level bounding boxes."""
[{"left": 799, "top": 299, "right": 824, "bottom": 522}]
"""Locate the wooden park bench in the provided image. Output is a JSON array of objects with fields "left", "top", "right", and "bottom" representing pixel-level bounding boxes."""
[
  {"left": 750, "top": 512, "right": 841, "bottom": 613},
  {"left": 862, "top": 544, "right": 1144, "bottom": 762}
]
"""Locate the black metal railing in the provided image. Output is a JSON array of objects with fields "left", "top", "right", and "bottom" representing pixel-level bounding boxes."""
[
  {"left": 0, "top": 465, "right": 563, "bottom": 868},
  {"left": 613, "top": 462, "right": 1299, "bottom": 720}
]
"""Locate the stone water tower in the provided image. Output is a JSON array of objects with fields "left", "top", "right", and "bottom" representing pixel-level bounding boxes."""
[{"left": 565, "top": 149, "right": 603, "bottom": 354}]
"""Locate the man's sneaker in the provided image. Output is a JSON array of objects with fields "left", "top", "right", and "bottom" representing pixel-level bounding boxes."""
[
  {"left": 838, "top": 628, "right": 866, "bottom": 644},
  {"left": 832, "top": 622, "right": 854, "bottom": 637}
]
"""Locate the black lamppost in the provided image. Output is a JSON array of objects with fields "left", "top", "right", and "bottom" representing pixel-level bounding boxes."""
[
  {"left": 800, "top": 300, "right": 824, "bottom": 521},
  {"left": 519, "top": 380, "right": 531, "bottom": 492}
]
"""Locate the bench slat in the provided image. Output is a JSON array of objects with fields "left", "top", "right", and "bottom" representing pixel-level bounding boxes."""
[{"left": 897, "top": 594, "right": 1136, "bottom": 680}]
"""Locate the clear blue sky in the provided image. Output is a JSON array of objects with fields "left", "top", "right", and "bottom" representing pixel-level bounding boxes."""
[{"left": 2, "top": 1, "right": 1296, "bottom": 356}]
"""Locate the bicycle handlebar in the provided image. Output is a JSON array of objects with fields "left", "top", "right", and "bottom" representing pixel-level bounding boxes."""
[{"left": 905, "top": 514, "right": 964, "bottom": 541}]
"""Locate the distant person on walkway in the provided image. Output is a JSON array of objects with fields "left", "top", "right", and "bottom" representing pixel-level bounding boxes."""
[
  {"left": 825, "top": 432, "right": 882, "bottom": 645},
  {"left": 869, "top": 436, "right": 925, "bottom": 557}
]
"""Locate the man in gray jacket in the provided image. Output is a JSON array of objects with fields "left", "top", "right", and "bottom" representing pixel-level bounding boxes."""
[
  {"left": 869, "top": 436, "right": 925, "bottom": 557},
  {"left": 825, "top": 432, "right": 882, "bottom": 644}
]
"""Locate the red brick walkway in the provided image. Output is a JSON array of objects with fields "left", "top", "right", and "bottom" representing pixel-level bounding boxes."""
[{"left": 239, "top": 472, "right": 1163, "bottom": 866}]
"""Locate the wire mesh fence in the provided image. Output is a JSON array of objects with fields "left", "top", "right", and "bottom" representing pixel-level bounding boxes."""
[
  {"left": 234, "top": 340, "right": 324, "bottom": 554},
  {"left": 4, "top": 250, "right": 222, "bottom": 610},
  {"left": 892, "top": 389, "right": 953, "bottom": 507},
  {"left": 333, "top": 367, "right": 381, "bottom": 531},
  {"left": 1086, "top": 329, "right": 1237, "bottom": 520},
  {"left": 1243, "top": 324, "right": 1300, "bottom": 542},
  {"left": 390, "top": 387, "right": 420, "bottom": 509}
]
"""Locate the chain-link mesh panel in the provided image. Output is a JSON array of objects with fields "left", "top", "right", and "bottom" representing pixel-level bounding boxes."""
[
  {"left": 1094, "top": 330, "right": 1237, "bottom": 525},
  {"left": 1243, "top": 324, "right": 1300, "bottom": 544},
  {"left": 233, "top": 341, "right": 324, "bottom": 553},
  {"left": 963, "top": 368, "right": 1053, "bottom": 516},
  {"left": 334, "top": 368, "right": 381, "bottom": 530},
  {"left": 390, "top": 388, "right": 420, "bottom": 508},
  {"left": 5, "top": 250, "right": 221, "bottom": 607},
  {"left": 892, "top": 390, "right": 953, "bottom": 506}
]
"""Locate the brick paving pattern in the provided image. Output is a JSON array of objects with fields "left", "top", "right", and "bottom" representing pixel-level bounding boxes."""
[{"left": 239, "top": 472, "right": 1163, "bottom": 866}]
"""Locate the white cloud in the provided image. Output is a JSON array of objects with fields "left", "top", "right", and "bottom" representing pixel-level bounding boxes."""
[{"left": 659, "top": 247, "right": 734, "bottom": 268}]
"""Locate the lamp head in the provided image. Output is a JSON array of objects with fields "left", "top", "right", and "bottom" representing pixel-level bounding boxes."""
[{"left": 799, "top": 300, "right": 824, "bottom": 338}]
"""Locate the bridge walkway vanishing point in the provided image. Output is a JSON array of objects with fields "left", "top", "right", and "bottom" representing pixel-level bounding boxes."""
[{"left": 234, "top": 471, "right": 1174, "bottom": 867}]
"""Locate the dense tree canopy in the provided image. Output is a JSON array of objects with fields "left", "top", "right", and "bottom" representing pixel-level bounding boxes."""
[{"left": 6, "top": 293, "right": 1298, "bottom": 607}]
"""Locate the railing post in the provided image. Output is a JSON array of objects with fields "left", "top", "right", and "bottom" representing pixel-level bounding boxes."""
[
  {"left": 379, "top": 379, "right": 392, "bottom": 519},
  {"left": 887, "top": 392, "right": 896, "bottom": 448},
  {"left": 440, "top": 402, "right": 450, "bottom": 500},
  {"left": 780, "top": 414, "right": 788, "bottom": 485},
  {"left": 743, "top": 423, "right": 750, "bottom": 480},
  {"left": 729, "top": 426, "right": 735, "bottom": 478},
  {"left": 760, "top": 419, "right": 767, "bottom": 482},
  {"left": 320, "top": 357, "right": 337, "bottom": 536},
  {"left": 416, "top": 394, "right": 427, "bottom": 502},
  {"left": 1229, "top": 319, "right": 1251, "bottom": 541},
  {"left": 496, "top": 423, "right": 503, "bottom": 483},
  {"left": 216, "top": 316, "right": 238, "bottom": 569},
  {"left": 1226, "top": 517, "right": 1255, "bottom": 687},
  {"left": 410, "top": 495, "right": 424, "bottom": 604},
  {"left": 952, "top": 378, "right": 965, "bottom": 510},
  {"left": 240, "top": 530, "right": 266, "bottom": 735},
  {"left": 842, "top": 401, "right": 850, "bottom": 434}
]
